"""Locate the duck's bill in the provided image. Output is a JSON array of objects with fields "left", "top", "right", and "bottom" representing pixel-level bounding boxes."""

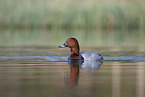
[
  {"left": 58, "top": 41, "right": 68, "bottom": 48},
  {"left": 58, "top": 45, "right": 66, "bottom": 48}
]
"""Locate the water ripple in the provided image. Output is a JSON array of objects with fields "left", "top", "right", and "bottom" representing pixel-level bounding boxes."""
[
  {"left": 104, "top": 56, "right": 145, "bottom": 62},
  {"left": 1, "top": 56, "right": 145, "bottom": 62}
]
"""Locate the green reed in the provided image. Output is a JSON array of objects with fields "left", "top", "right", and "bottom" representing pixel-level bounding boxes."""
[{"left": 0, "top": 0, "right": 145, "bottom": 29}]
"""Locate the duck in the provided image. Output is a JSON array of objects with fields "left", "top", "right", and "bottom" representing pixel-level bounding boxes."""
[{"left": 58, "top": 37, "right": 103, "bottom": 60}]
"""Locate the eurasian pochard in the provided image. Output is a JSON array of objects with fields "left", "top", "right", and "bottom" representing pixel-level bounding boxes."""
[{"left": 58, "top": 37, "right": 103, "bottom": 60}]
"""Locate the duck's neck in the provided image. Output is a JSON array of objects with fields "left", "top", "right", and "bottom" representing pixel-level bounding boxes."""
[{"left": 70, "top": 47, "right": 79, "bottom": 57}]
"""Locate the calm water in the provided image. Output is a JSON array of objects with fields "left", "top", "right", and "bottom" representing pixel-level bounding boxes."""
[
  {"left": 0, "top": 29, "right": 145, "bottom": 97},
  {"left": 0, "top": 46, "right": 145, "bottom": 97}
]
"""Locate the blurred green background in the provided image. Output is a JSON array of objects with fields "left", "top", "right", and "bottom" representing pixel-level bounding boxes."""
[{"left": 0, "top": 0, "right": 145, "bottom": 47}]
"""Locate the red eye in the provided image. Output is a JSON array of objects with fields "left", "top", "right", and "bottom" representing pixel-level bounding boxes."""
[{"left": 70, "top": 40, "right": 72, "bottom": 42}]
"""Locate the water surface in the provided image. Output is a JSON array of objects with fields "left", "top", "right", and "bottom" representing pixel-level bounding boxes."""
[
  {"left": 0, "top": 46, "right": 145, "bottom": 97},
  {"left": 1, "top": 29, "right": 145, "bottom": 97}
]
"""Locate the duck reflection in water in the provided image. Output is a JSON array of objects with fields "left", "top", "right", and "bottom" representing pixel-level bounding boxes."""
[{"left": 64, "top": 59, "right": 103, "bottom": 87}]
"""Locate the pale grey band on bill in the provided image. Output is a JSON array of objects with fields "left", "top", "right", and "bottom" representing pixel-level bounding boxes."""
[{"left": 58, "top": 41, "right": 68, "bottom": 48}]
